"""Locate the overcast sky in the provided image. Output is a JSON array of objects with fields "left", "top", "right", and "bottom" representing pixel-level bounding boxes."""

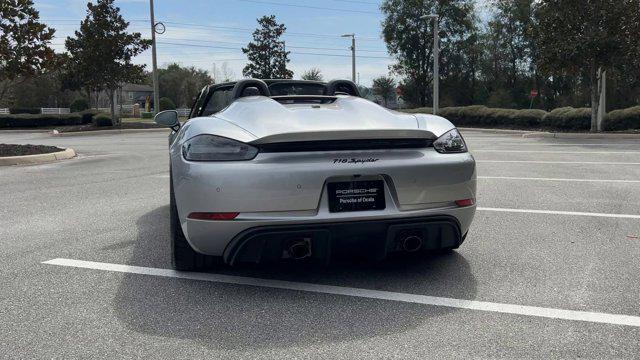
[{"left": 34, "top": 0, "right": 492, "bottom": 87}]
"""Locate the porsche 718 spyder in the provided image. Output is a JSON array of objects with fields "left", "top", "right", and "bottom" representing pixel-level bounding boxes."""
[{"left": 154, "top": 79, "right": 476, "bottom": 270}]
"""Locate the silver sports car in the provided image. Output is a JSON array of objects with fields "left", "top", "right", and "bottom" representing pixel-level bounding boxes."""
[{"left": 154, "top": 79, "right": 476, "bottom": 270}]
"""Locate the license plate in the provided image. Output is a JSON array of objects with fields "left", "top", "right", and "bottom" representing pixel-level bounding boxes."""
[{"left": 327, "top": 180, "right": 386, "bottom": 213}]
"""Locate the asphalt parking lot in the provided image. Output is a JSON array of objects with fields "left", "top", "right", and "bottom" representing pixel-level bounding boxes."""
[{"left": 1, "top": 129, "right": 639, "bottom": 359}]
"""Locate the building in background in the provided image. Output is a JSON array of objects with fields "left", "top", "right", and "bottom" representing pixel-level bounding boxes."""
[{"left": 91, "top": 83, "right": 154, "bottom": 109}]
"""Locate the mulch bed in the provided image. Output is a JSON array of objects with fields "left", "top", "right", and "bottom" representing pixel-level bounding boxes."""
[{"left": 0, "top": 144, "right": 64, "bottom": 157}]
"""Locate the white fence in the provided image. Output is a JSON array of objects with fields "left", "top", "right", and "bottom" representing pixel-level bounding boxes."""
[
  {"left": 0, "top": 108, "right": 9, "bottom": 114},
  {"left": 176, "top": 108, "right": 190, "bottom": 117},
  {"left": 41, "top": 108, "right": 70, "bottom": 115}
]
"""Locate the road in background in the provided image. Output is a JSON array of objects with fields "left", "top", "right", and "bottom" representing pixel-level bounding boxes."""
[{"left": 1, "top": 130, "right": 639, "bottom": 359}]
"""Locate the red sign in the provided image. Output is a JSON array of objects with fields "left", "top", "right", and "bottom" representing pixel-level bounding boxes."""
[{"left": 530, "top": 89, "right": 539, "bottom": 98}]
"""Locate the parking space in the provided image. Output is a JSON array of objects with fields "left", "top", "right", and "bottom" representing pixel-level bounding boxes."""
[{"left": 1, "top": 129, "right": 639, "bottom": 358}]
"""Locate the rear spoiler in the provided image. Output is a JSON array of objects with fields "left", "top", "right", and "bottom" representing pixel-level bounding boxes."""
[{"left": 249, "top": 129, "right": 437, "bottom": 145}]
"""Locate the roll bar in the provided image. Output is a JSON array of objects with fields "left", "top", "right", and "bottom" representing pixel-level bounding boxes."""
[
  {"left": 231, "top": 79, "right": 271, "bottom": 99},
  {"left": 324, "top": 79, "right": 360, "bottom": 97}
]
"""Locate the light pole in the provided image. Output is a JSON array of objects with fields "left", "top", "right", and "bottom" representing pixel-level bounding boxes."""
[
  {"left": 341, "top": 33, "right": 356, "bottom": 83},
  {"left": 149, "top": 0, "right": 160, "bottom": 114},
  {"left": 420, "top": 14, "right": 439, "bottom": 115}
]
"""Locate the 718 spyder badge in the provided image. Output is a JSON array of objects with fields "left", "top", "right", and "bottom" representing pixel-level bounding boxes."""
[{"left": 333, "top": 158, "right": 379, "bottom": 164}]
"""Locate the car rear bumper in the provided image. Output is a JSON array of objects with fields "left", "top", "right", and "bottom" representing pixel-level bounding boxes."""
[
  {"left": 222, "top": 215, "right": 465, "bottom": 265},
  {"left": 172, "top": 148, "right": 476, "bottom": 258},
  {"left": 183, "top": 204, "right": 475, "bottom": 259}
]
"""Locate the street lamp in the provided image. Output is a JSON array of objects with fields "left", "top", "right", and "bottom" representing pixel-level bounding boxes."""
[
  {"left": 341, "top": 33, "right": 356, "bottom": 83},
  {"left": 420, "top": 14, "right": 439, "bottom": 115},
  {"left": 149, "top": 0, "right": 160, "bottom": 114}
]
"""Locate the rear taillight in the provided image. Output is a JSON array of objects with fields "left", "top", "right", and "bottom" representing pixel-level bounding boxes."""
[{"left": 188, "top": 212, "right": 239, "bottom": 220}]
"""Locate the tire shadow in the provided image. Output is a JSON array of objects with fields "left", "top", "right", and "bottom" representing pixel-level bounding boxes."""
[{"left": 114, "top": 205, "right": 477, "bottom": 350}]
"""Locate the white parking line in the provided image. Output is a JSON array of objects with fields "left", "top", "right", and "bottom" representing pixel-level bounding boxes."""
[
  {"left": 474, "top": 150, "right": 640, "bottom": 154},
  {"left": 477, "top": 207, "right": 640, "bottom": 219},
  {"left": 467, "top": 142, "right": 640, "bottom": 147},
  {"left": 43, "top": 258, "right": 640, "bottom": 328},
  {"left": 477, "top": 160, "right": 640, "bottom": 165},
  {"left": 478, "top": 176, "right": 640, "bottom": 184}
]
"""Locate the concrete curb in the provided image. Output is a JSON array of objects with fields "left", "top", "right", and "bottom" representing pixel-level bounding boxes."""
[
  {"left": 522, "top": 131, "right": 640, "bottom": 139},
  {"left": 0, "top": 148, "right": 76, "bottom": 166},
  {"left": 51, "top": 128, "right": 169, "bottom": 137},
  {"left": 458, "top": 127, "right": 533, "bottom": 135}
]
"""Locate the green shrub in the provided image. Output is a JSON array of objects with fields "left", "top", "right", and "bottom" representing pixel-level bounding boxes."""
[
  {"left": 0, "top": 113, "right": 83, "bottom": 128},
  {"left": 541, "top": 107, "right": 591, "bottom": 131},
  {"left": 70, "top": 98, "right": 90, "bottom": 112},
  {"left": 9, "top": 107, "right": 40, "bottom": 114},
  {"left": 404, "top": 105, "right": 640, "bottom": 132},
  {"left": 604, "top": 106, "right": 640, "bottom": 131},
  {"left": 93, "top": 113, "right": 113, "bottom": 127},
  {"left": 159, "top": 97, "right": 176, "bottom": 111},
  {"left": 77, "top": 109, "right": 102, "bottom": 124},
  {"left": 141, "top": 111, "right": 153, "bottom": 119},
  {"left": 404, "top": 105, "right": 544, "bottom": 129}
]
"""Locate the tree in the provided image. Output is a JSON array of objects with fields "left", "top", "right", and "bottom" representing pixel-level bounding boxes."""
[
  {"left": 478, "top": 0, "right": 536, "bottom": 108},
  {"left": 64, "top": 0, "right": 150, "bottom": 124},
  {"left": 156, "top": 63, "right": 212, "bottom": 107},
  {"left": 242, "top": 15, "right": 293, "bottom": 79},
  {"left": 159, "top": 97, "right": 176, "bottom": 111},
  {"left": 372, "top": 76, "right": 396, "bottom": 107},
  {"left": 533, "top": 0, "right": 640, "bottom": 131},
  {"left": 0, "top": 0, "right": 56, "bottom": 105},
  {"left": 301, "top": 68, "right": 323, "bottom": 81},
  {"left": 381, "top": 0, "right": 476, "bottom": 107}
]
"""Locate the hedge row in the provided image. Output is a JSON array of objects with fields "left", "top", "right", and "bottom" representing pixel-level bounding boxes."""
[
  {"left": 0, "top": 109, "right": 103, "bottom": 128},
  {"left": 604, "top": 106, "right": 640, "bottom": 131},
  {"left": 403, "top": 105, "right": 640, "bottom": 131}
]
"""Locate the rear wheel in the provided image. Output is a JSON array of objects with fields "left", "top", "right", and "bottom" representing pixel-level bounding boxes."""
[{"left": 170, "top": 169, "right": 220, "bottom": 271}]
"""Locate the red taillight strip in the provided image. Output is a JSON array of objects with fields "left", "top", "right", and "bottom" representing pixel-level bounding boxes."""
[
  {"left": 187, "top": 212, "right": 240, "bottom": 220},
  {"left": 455, "top": 199, "right": 475, "bottom": 207}
]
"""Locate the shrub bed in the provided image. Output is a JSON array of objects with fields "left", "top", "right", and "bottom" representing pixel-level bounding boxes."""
[
  {"left": 604, "top": 106, "right": 640, "bottom": 131},
  {"left": 540, "top": 107, "right": 591, "bottom": 131},
  {"left": 0, "top": 113, "right": 83, "bottom": 128},
  {"left": 9, "top": 107, "right": 40, "bottom": 114},
  {"left": 404, "top": 105, "right": 639, "bottom": 131}
]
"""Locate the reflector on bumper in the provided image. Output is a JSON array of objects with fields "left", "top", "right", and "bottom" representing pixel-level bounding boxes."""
[
  {"left": 188, "top": 212, "right": 240, "bottom": 220},
  {"left": 455, "top": 199, "right": 475, "bottom": 207}
]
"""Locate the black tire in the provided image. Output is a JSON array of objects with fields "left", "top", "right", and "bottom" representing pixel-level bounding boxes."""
[{"left": 170, "top": 170, "right": 220, "bottom": 271}]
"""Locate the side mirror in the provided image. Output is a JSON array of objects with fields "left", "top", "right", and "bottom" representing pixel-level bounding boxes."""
[{"left": 154, "top": 110, "right": 180, "bottom": 131}]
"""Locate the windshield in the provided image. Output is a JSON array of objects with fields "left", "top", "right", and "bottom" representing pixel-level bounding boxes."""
[{"left": 268, "top": 83, "right": 326, "bottom": 96}]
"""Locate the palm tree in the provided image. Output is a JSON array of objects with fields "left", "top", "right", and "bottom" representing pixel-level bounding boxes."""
[{"left": 372, "top": 76, "right": 396, "bottom": 107}]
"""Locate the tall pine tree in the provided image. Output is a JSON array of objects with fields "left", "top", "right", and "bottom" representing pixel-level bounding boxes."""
[
  {"left": 64, "top": 0, "right": 150, "bottom": 123},
  {"left": 242, "top": 15, "right": 293, "bottom": 79}
]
